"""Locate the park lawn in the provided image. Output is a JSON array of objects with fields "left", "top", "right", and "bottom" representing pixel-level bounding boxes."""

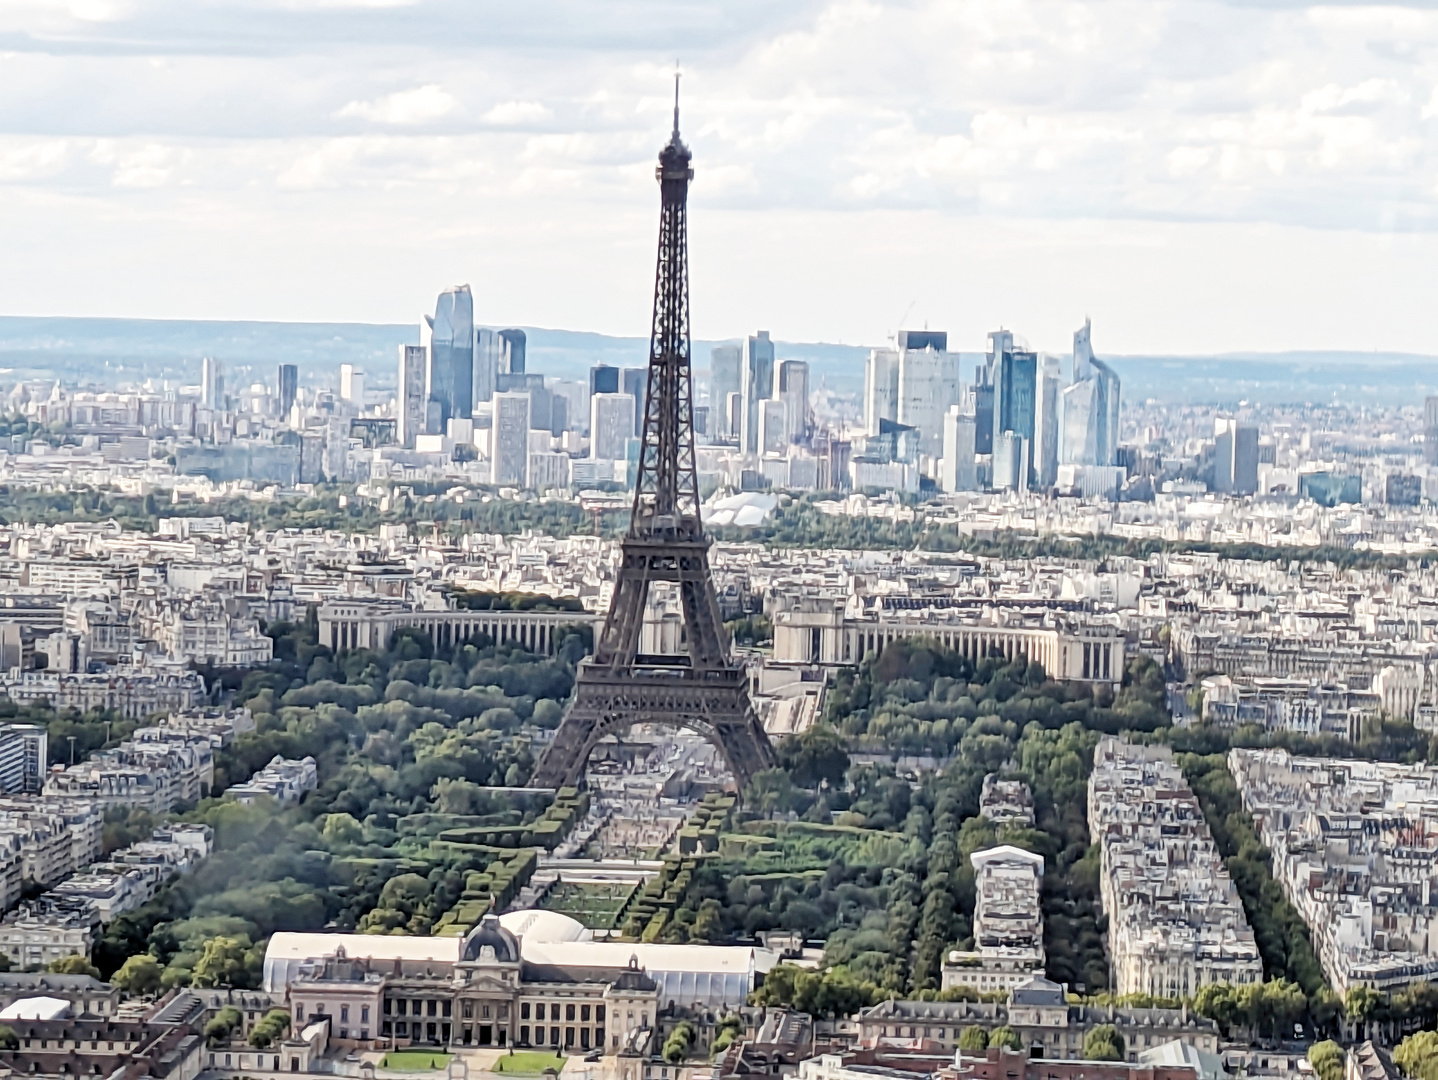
[
  {"left": 380, "top": 1050, "right": 453, "bottom": 1071},
  {"left": 494, "top": 1051, "right": 569, "bottom": 1074}
]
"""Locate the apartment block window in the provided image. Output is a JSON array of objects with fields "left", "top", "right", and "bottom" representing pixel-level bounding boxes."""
[
  {"left": 362, "top": 1007, "right": 370, "bottom": 1023},
  {"left": 428, "top": 1000, "right": 438, "bottom": 1017},
  {"left": 521, "top": 1004, "right": 531, "bottom": 1021},
  {"left": 580, "top": 1005, "right": 590, "bottom": 1022},
  {"left": 596, "top": 1006, "right": 605, "bottom": 1023},
  {"left": 520, "top": 1025, "right": 530, "bottom": 1045},
  {"left": 566, "top": 1004, "right": 576, "bottom": 1022},
  {"left": 463, "top": 1002, "right": 474, "bottom": 1020},
  {"left": 340, "top": 1006, "right": 349, "bottom": 1023}
]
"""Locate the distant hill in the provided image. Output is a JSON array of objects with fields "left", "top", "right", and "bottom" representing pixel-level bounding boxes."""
[{"left": 0, "top": 315, "right": 1433, "bottom": 405}]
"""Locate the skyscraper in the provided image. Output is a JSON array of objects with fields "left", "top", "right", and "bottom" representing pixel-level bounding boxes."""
[
  {"left": 500, "top": 329, "right": 527, "bottom": 375},
  {"left": 864, "top": 347, "right": 900, "bottom": 436},
  {"left": 1060, "top": 319, "right": 1122, "bottom": 467},
  {"left": 276, "top": 363, "right": 298, "bottom": 420},
  {"left": 973, "top": 376, "right": 994, "bottom": 457},
  {"left": 339, "top": 364, "right": 365, "bottom": 405},
  {"left": 778, "top": 359, "right": 810, "bottom": 446},
  {"left": 941, "top": 404, "right": 978, "bottom": 492},
  {"left": 474, "top": 328, "right": 502, "bottom": 407},
  {"left": 1425, "top": 396, "right": 1438, "bottom": 466},
  {"left": 590, "top": 365, "right": 620, "bottom": 396},
  {"left": 710, "top": 345, "right": 742, "bottom": 437},
  {"left": 740, "top": 331, "right": 775, "bottom": 454},
  {"left": 201, "top": 357, "right": 224, "bottom": 410},
  {"left": 758, "top": 399, "right": 787, "bottom": 455},
  {"left": 895, "top": 331, "right": 961, "bottom": 459},
  {"left": 396, "top": 344, "right": 428, "bottom": 448},
  {"left": 993, "top": 432, "right": 1029, "bottom": 493},
  {"left": 590, "top": 393, "right": 636, "bottom": 461},
  {"left": 990, "top": 332, "right": 1037, "bottom": 445},
  {"left": 1213, "top": 417, "right": 1259, "bottom": 495},
  {"left": 425, "top": 285, "right": 475, "bottom": 432},
  {"left": 622, "top": 367, "right": 648, "bottom": 438},
  {"left": 1032, "top": 356, "right": 1062, "bottom": 489},
  {"left": 491, "top": 392, "right": 531, "bottom": 487}
]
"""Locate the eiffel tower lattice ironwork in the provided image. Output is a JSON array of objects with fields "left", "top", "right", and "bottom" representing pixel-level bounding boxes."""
[{"left": 529, "top": 86, "right": 776, "bottom": 791}]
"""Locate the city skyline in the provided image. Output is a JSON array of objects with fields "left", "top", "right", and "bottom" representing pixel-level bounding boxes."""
[{"left": 1, "top": 1, "right": 1437, "bottom": 355}]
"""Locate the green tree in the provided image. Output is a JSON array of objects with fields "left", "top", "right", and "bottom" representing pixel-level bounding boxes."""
[
  {"left": 988, "top": 1026, "right": 1022, "bottom": 1051},
  {"left": 191, "top": 937, "right": 252, "bottom": 988},
  {"left": 48, "top": 955, "right": 101, "bottom": 977},
  {"left": 778, "top": 726, "right": 850, "bottom": 789},
  {"left": 958, "top": 1026, "right": 990, "bottom": 1053},
  {"left": 113, "top": 954, "right": 163, "bottom": 996},
  {"left": 321, "top": 813, "right": 364, "bottom": 846},
  {"left": 204, "top": 1006, "right": 244, "bottom": 1046},
  {"left": 1308, "top": 1041, "right": 1345, "bottom": 1080},
  {"left": 0, "top": 1025, "right": 17, "bottom": 1051},
  {"left": 663, "top": 1021, "right": 696, "bottom": 1064},
  {"left": 249, "top": 1009, "right": 293, "bottom": 1049},
  {"left": 1083, "top": 1025, "right": 1125, "bottom": 1062},
  {"left": 1346, "top": 985, "right": 1384, "bottom": 1040},
  {"left": 1395, "top": 1031, "right": 1438, "bottom": 1080},
  {"left": 744, "top": 768, "right": 800, "bottom": 816}
]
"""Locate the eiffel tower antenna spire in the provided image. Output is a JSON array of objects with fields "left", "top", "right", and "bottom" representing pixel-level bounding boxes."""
[
  {"left": 672, "top": 64, "right": 681, "bottom": 140},
  {"left": 530, "top": 86, "right": 776, "bottom": 794}
]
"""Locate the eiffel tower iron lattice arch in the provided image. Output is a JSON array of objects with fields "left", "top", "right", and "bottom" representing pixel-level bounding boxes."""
[{"left": 529, "top": 88, "right": 777, "bottom": 792}]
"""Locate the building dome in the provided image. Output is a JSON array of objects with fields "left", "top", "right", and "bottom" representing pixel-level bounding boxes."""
[
  {"left": 497, "top": 909, "right": 592, "bottom": 945},
  {"left": 460, "top": 915, "right": 519, "bottom": 964}
]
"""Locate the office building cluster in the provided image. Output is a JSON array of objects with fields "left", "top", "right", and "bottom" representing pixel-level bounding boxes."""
[
  {"left": 862, "top": 321, "right": 1122, "bottom": 497},
  {"left": 1230, "top": 747, "right": 1438, "bottom": 991},
  {"left": 1088, "top": 737, "right": 1263, "bottom": 999}
]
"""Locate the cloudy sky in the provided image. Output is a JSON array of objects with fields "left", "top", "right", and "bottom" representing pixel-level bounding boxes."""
[{"left": 1, "top": 0, "right": 1437, "bottom": 355}]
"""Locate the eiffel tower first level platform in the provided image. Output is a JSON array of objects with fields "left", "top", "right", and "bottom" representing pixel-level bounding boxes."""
[
  {"left": 529, "top": 81, "right": 776, "bottom": 793},
  {"left": 528, "top": 661, "right": 775, "bottom": 790}
]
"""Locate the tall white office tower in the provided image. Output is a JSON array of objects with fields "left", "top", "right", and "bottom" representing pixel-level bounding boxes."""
[
  {"left": 710, "top": 345, "right": 742, "bottom": 436},
  {"left": 864, "top": 347, "right": 900, "bottom": 435},
  {"left": 339, "top": 364, "right": 366, "bottom": 405},
  {"left": 396, "top": 345, "right": 428, "bottom": 448},
  {"left": 201, "top": 357, "right": 224, "bottom": 410},
  {"left": 894, "top": 330, "right": 961, "bottom": 458},
  {"left": 1032, "top": 356, "right": 1062, "bottom": 489},
  {"left": 590, "top": 393, "right": 636, "bottom": 461},
  {"left": 758, "top": 399, "right": 788, "bottom": 455},
  {"left": 994, "top": 432, "right": 1029, "bottom": 493},
  {"left": 740, "top": 331, "right": 775, "bottom": 454},
  {"left": 941, "top": 404, "right": 978, "bottom": 493},
  {"left": 1213, "top": 417, "right": 1259, "bottom": 495},
  {"left": 474, "top": 328, "right": 503, "bottom": 407},
  {"left": 491, "top": 392, "right": 532, "bottom": 487},
  {"left": 778, "top": 359, "right": 810, "bottom": 445},
  {"left": 1060, "top": 319, "right": 1121, "bottom": 467}
]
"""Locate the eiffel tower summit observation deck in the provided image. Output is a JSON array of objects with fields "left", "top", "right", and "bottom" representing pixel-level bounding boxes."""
[{"left": 529, "top": 85, "right": 777, "bottom": 792}]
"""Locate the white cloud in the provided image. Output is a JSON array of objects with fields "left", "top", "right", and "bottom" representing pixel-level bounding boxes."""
[
  {"left": 483, "top": 101, "right": 552, "bottom": 125},
  {"left": 1, "top": 0, "right": 1438, "bottom": 351},
  {"left": 336, "top": 85, "right": 457, "bottom": 125}
]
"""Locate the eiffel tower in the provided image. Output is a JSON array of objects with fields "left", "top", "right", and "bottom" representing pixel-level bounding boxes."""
[{"left": 530, "top": 84, "right": 776, "bottom": 792}]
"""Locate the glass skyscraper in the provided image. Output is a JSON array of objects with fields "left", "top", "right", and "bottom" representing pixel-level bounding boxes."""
[{"left": 426, "top": 285, "right": 475, "bottom": 431}]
